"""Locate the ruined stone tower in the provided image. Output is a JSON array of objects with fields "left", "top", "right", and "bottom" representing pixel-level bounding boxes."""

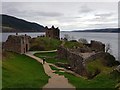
[
  {"left": 45, "top": 25, "right": 60, "bottom": 40},
  {"left": 3, "top": 34, "right": 30, "bottom": 54}
]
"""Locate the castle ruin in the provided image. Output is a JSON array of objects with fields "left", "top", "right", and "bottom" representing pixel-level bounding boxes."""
[
  {"left": 45, "top": 25, "right": 60, "bottom": 40},
  {"left": 57, "top": 40, "right": 106, "bottom": 76},
  {"left": 3, "top": 34, "right": 30, "bottom": 54}
]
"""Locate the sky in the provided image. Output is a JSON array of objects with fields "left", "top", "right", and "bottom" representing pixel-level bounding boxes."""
[{"left": 2, "top": 2, "right": 119, "bottom": 31}]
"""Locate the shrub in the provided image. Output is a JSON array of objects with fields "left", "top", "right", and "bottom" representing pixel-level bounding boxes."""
[
  {"left": 102, "top": 53, "right": 119, "bottom": 67},
  {"left": 78, "top": 38, "right": 88, "bottom": 44}
]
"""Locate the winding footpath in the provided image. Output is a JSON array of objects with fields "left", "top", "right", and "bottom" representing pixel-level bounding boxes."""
[{"left": 25, "top": 51, "right": 75, "bottom": 90}]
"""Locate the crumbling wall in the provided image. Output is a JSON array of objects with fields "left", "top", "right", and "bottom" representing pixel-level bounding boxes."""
[
  {"left": 68, "top": 52, "right": 87, "bottom": 76},
  {"left": 3, "top": 35, "right": 30, "bottom": 54},
  {"left": 3, "top": 35, "right": 21, "bottom": 53},
  {"left": 57, "top": 46, "right": 87, "bottom": 76},
  {"left": 57, "top": 40, "right": 106, "bottom": 76},
  {"left": 85, "top": 52, "right": 105, "bottom": 63},
  {"left": 57, "top": 46, "right": 69, "bottom": 60},
  {"left": 90, "top": 40, "right": 105, "bottom": 52}
]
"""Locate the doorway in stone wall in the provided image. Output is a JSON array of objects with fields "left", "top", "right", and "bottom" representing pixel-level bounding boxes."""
[{"left": 26, "top": 44, "right": 28, "bottom": 52}]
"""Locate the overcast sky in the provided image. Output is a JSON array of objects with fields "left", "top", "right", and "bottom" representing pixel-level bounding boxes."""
[{"left": 2, "top": 2, "right": 118, "bottom": 31}]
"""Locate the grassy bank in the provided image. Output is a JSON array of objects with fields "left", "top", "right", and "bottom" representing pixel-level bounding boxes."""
[
  {"left": 50, "top": 63, "right": 119, "bottom": 89},
  {"left": 2, "top": 51, "right": 49, "bottom": 88},
  {"left": 34, "top": 52, "right": 68, "bottom": 64},
  {"left": 56, "top": 71, "right": 118, "bottom": 89}
]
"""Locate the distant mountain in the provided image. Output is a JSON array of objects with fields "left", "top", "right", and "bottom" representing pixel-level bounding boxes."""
[
  {"left": 1, "top": 14, "right": 46, "bottom": 32},
  {"left": 72, "top": 28, "right": 120, "bottom": 33}
]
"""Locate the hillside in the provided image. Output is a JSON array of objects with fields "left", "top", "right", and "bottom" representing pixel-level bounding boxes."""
[
  {"left": 72, "top": 28, "right": 119, "bottom": 33},
  {"left": 2, "top": 51, "right": 49, "bottom": 88},
  {"left": 1, "top": 14, "right": 46, "bottom": 32}
]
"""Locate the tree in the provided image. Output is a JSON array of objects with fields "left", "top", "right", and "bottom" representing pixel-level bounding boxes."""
[
  {"left": 64, "top": 34, "right": 70, "bottom": 41},
  {"left": 71, "top": 36, "right": 75, "bottom": 40},
  {"left": 106, "top": 43, "right": 112, "bottom": 53},
  {"left": 78, "top": 38, "right": 88, "bottom": 44}
]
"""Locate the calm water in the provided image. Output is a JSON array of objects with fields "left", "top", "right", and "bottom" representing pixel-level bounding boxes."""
[{"left": 2, "top": 32, "right": 119, "bottom": 61}]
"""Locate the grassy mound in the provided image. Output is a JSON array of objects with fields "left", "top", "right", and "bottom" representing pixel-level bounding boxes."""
[
  {"left": 30, "top": 37, "right": 62, "bottom": 51},
  {"left": 2, "top": 51, "right": 49, "bottom": 88}
]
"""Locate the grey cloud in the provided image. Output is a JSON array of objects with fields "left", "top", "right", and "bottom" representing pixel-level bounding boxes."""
[
  {"left": 2, "top": 3, "right": 63, "bottom": 17},
  {"left": 79, "top": 5, "right": 93, "bottom": 13},
  {"left": 95, "top": 12, "right": 113, "bottom": 17},
  {"left": 88, "top": 23, "right": 117, "bottom": 29},
  {"left": 3, "top": 8, "right": 63, "bottom": 17},
  {"left": 33, "top": 11, "right": 63, "bottom": 17}
]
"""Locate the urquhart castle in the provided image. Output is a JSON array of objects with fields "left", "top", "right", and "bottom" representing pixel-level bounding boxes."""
[{"left": 3, "top": 25, "right": 116, "bottom": 76}]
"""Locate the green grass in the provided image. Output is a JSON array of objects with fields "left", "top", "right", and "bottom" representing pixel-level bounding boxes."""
[
  {"left": 86, "top": 59, "right": 114, "bottom": 74},
  {"left": 2, "top": 51, "right": 49, "bottom": 88},
  {"left": 35, "top": 52, "right": 56, "bottom": 58},
  {"left": 49, "top": 65, "right": 60, "bottom": 72},
  {"left": 34, "top": 52, "right": 68, "bottom": 64},
  {"left": 55, "top": 71, "right": 118, "bottom": 89},
  {"left": 30, "top": 37, "right": 62, "bottom": 51}
]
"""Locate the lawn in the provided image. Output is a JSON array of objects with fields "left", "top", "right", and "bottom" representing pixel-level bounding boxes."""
[
  {"left": 2, "top": 51, "right": 49, "bottom": 88},
  {"left": 34, "top": 52, "right": 68, "bottom": 64}
]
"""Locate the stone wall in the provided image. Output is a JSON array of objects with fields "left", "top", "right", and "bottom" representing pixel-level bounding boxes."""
[
  {"left": 57, "top": 40, "right": 106, "bottom": 76},
  {"left": 57, "top": 46, "right": 69, "bottom": 60},
  {"left": 68, "top": 52, "right": 87, "bottom": 76},
  {"left": 57, "top": 45, "right": 108, "bottom": 76},
  {"left": 57, "top": 46, "right": 87, "bottom": 76},
  {"left": 3, "top": 34, "right": 30, "bottom": 54}
]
